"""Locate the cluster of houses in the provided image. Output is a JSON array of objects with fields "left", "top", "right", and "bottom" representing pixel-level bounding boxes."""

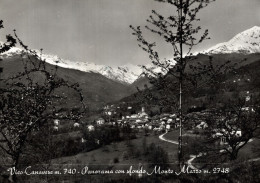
[
  {"left": 189, "top": 110, "right": 244, "bottom": 139},
  {"left": 51, "top": 106, "right": 180, "bottom": 135},
  {"left": 96, "top": 106, "right": 181, "bottom": 133},
  {"left": 213, "top": 129, "right": 242, "bottom": 145},
  {"left": 53, "top": 102, "right": 254, "bottom": 147},
  {"left": 52, "top": 119, "right": 81, "bottom": 132},
  {"left": 97, "top": 105, "right": 243, "bottom": 147}
]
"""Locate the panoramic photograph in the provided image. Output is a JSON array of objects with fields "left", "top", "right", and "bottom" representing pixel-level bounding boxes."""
[{"left": 0, "top": 0, "right": 259, "bottom": 182}]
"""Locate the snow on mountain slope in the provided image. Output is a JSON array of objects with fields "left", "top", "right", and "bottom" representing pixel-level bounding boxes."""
[
  {"left": 0, "top": 42, "right": 23, "bottom": 56},
  {"left": 0, "top": 44, "right": 144, "bottom": 84},
  {"left": 2, "top": 26, "right": 260, "bottom": 83},
  {"left": 41, "top": 56, "right": 145, "bottom": 84},
  {"left": 202, "top": 26, "right": 260, "bottom": 54}
]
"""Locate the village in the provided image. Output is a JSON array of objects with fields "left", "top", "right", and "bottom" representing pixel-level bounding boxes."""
[
  {"left": 90, "top": 104, "right": 245, "bottom": 146},
  {"left": 97, "top": 106, "right": 178, "bottom": 132}
]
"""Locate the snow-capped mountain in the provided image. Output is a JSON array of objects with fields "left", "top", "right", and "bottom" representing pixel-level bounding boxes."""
[
  {"left": 202, "top": 26, "right": 260, "bottom": 54},
  {"left": 39, "top": 56, "right": 144, "bottom": 84},
  {"left": 0, "top": 44, "right": 144, "bottom": 84}
]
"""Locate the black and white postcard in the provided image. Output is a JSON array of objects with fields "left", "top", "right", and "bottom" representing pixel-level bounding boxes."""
[{"left": 0, "top": 0, "right": 259, "bottom": 182}]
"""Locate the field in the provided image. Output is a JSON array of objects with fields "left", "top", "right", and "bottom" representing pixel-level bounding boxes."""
[{"left": 45, "top": 133, "right": 179, "bottom": 182}]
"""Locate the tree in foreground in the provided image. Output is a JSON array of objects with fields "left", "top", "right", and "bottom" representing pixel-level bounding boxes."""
[
  {"left": 130, "top": 0, "right": 216, "bottom": 166},
  {"left": 0, "top": 27, "right": 86, "bottom": 182},
  {"left": 204, "top": 96, "right": 260, "bottom": 161}
]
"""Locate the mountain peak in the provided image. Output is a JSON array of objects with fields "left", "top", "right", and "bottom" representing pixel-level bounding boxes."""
[{"left": 202, "top": 26, "right": 260, "bottom": 55}]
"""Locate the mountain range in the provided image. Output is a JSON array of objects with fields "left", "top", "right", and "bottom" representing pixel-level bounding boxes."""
[
  {"left": 0, "top": 46, "right": 144, "bottom": 84},
  {"left": 1, "top": 25, "right": 260, "bottom": 113},
  {"left": 0, "top": 55, "right": 138, "bottom": 112},
  {"left": 1, "top": 26, "right": 260, "bottom": 85}
]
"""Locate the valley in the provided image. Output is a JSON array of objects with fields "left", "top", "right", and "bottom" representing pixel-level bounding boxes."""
[{"left": 0, "top": 12, "right": 260, "bottom": 182}]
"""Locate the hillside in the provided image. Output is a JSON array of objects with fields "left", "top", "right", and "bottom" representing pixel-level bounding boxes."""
[
  {"left": 0, "top": 55, "right": 137, "bottom": 111},
  {"left": 130, "top": 75, "right": 151, "bottom": 90},
  {"left": 118, "top": 53, "right": 260, "bottom": 114},
  {"left": 0, "top": 45, "right": 144, "bottom": 84}
]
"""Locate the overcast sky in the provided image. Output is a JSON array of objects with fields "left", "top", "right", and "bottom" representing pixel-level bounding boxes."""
[{"left": 0, "top": 0, "right": 259, "bottom": 66}]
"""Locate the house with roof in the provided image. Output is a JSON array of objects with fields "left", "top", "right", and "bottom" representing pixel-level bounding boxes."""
[
  {"left": 213, "top": 129, "right": 242, "bottom": 145},
  {"left": 87, "top": 125, "right": 95, "bottom": 132},
  {"left": 96, "top": 118, "right": 105, "bottom": 125}
]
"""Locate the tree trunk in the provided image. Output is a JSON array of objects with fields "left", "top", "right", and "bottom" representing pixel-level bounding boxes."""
[
  {"left": 178, "top": 0, "right": 184, "bottom": 168},
  {"left": 11, "top": 156, "right": 20, "bottom": 183},
  {"left": 230, "top": 150, "right": 238, "bottom": 161}
]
